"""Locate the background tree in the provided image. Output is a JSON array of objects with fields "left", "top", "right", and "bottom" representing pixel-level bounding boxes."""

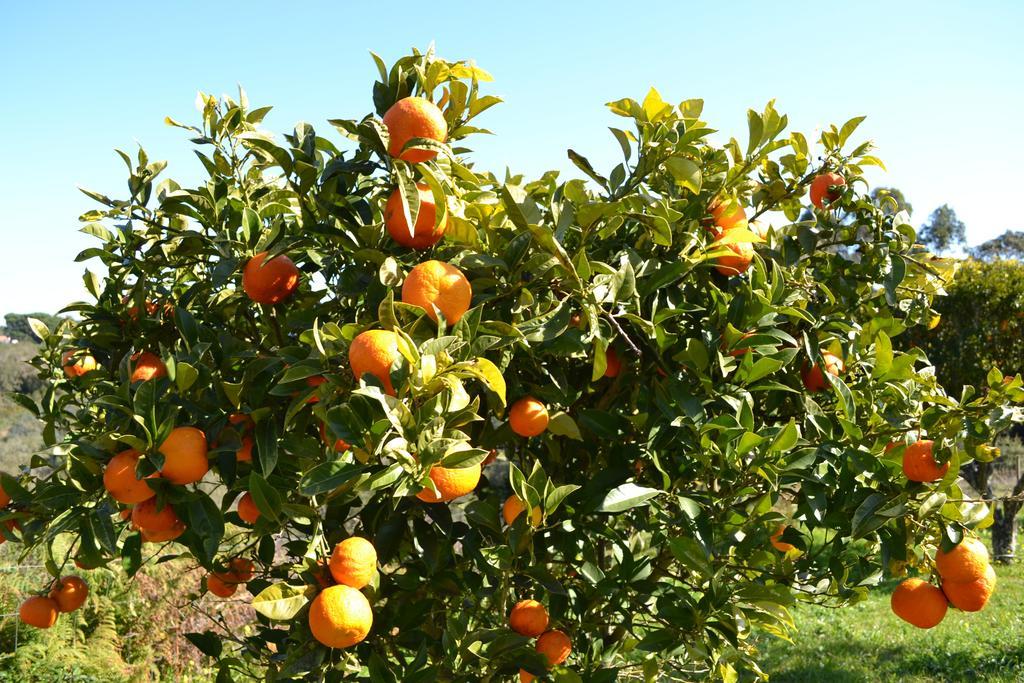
[
  {"left": 2, "top": 312, "right": 64, "bottom": 343},
  {"left": 917, "top": 204, "right": 966, "bottom": 253},
  {"left": 971, "top": 230, "right": 1024, "bottom": 261},
  {"left": 870, "top": 186, "right": 913, "bottom": 216},
  {"left": 4, "top": 50, "right": 1021, "bottom": 681}
]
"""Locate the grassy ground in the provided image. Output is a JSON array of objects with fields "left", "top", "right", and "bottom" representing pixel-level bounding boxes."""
[{"left": 756, "top": 561, "right": 1024, "bottom": 682}]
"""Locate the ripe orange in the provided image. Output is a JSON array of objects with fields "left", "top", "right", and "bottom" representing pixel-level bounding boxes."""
[
  {"left": 604, "top": 347, "right": 622, "bottom": 378},
  {"left": 132, "top": 498, "right": 182, "bottom": 534},
  {"left": 942, "top": 563, "right": 996, "bottom": 612},
  {"left": 415, "top": 464, "right": 482, "bottom": 503},
  {"left": 402, "top": 260, "right": 472, "bottom": 324},
  {"left": 329, "top": 537, "right": 378, "bottom": 589},
  {"left": 237, "top": 492, "right": 260, "bottom": 524},
  {"left": 19, "top": 596, "right": 59, "bottom": 629},
  {"left": 890, "top": 578, "right": 948, "bottom": 629},
  {"left": 0, "top": 476, "right": 9, "bottom": 508},
  {"left": 382, "top": 96, "right": 448, "bottom": 163},
  {"left": 226, "top": 557, "right": 255, "bottom": 583},
  {"left": 509, "top": 397, "right": 549, "bottom": 438},
  {"left": 158, "top": 426, "right": 209, "bottom": 485},
  {"left": 0, "top": 519, "right": 17, "bottom": 544},
  {"left": 770, "top": 526, "right": 795, "bottom": 553},
  {"left": 242, "top": 251, "right": 299, "bottom": 305},
  {"left": 708, "top": 198, "right": 747, "bottom": 237},
  {"left": 62, "top": 350, "right": 97, "bottom": 378},
  {"left": 714, "top": 238, "right": 754, "bottom": 276},
  {"left": 519, "top": 671, "right": 535, "bottom": 683},
  {"left": 103, "top": 449, "right": 157, "bottom": 504},
  {"left": 130, "top": 351, "right": 167, "bottom": 382},
  {"left": 385, "top": 184, "right": 447, "bottom": 249},
  {"left": 536, "top": 629, "right": 572, "bottom": 666},
  {"left": 304, "top": 375, "right": 327, "bottom": 404},
  {"left": 308, "top": 584, "right": 373, "bottom": 649},
  {"left": 140, "top": 521, "right": 185, "bottom": 543},
  {"left": 801, "top": 352, "right": 845, "bottom": 392},
  {"left": 509, "top": 599, "right": 549, "bottom": 637},
  {"left": 49, "top": 576, "right": 88, "bottom": 613},
  {"left": 503, "top": 496, "right": 542, "bottom": 527},
  {"left": 723, "top": 331, "right": 756, "bottom": 357},
  {"left": 901, "top": 440, "right": 949, "bottom": 482},
  {"left": 810, "top": 172, "right": 846, "bottom": 209},
  {"left": 206, "top": 573, "right": 237, "bottom": 598},
  {"left": 319, "top": 422, "right": 350, "bottom": 452},
  {"left": 935, "top": 537, "right": 990, "bottom": 583},
  {"left": 349, "top": 329, "right": 400, "bottom": 396},
  {"left": 237, "top": 436, "right": 253, "bottom": 463}
]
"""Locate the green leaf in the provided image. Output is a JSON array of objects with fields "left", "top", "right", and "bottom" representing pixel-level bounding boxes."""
[
  {"left": 185, "top": 631, "right": 223, "bottom": 658},
  {"left": 176, "top": 362, "right": 199, "bottom": 393},
  {"left": 665, "top": 157, "right": 702, "bottom": 194},
  {"left": 598, "top": 484, "right": 663, "bottom": 513},
  {"left": 547, "top": 412, "right": 583, "bottom": 440},
  {"left": 251, "top": 583, "right": 311, "bottom": 621},
  {"left": 299, "top": 461, "right": 367, "bottom": 496},
  {"left": 248, "top": 472, "right": 281, "bottom": 522}
]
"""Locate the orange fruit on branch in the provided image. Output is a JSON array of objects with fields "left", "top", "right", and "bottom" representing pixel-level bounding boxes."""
[
  {"left": 49, "top": 576, "right": 88, "bottom": 613},
  {"left": 942, "top": 563, "right": 996, "bottom": 612},
  {"left": 62, "top": 350, "right": 97, "bottom": 378},
  {"left": 503, "top": 496, "right": 542, "bottom": 527},
  {"left": 237, "top": 492, "right": 260, "bottom": 524},
  {"left": 308, "top": 584, "right": 373, "bottom": 649},
  {"left": 509, "top": 599, "right": 549, "bottom": 637},
  {"left": 603, "top": 347, "right": 622, "bottom": 377},
  {"left": 801, "top": 352, "right": 845, "bottom": 392},
  {"left": 130, "top": 351, "right": 167, "bottom": 383},
  {"left": 103, "top": 449, "right": 157, "bottom": 504},
  {"left": 714, "top": 238, "right": 754, "bottom": 276},
  {"left": 206, "top": 573, "right": 237, "bottom": 598},
  {"left": 935, "top": 537, "right": 990, "bottom": 583},
  {"left": 707, "top": 198, "right": 748, "bottom": 237},
  {"left": 236, "top": 436, "right": 254, "bottom": 463},
  {"left": 132, "top": 498, "right": 183, "bottom": 534},
  {"left": 509, "top": 397, "right": 549, "bottom": 437},
  {"left": 770, "top": 526, "right": 795, "bottom": 553},
  {"left": 901, "top": 440, "right": 949, "bottom": 482},
  {"left": 890, "top": 577, "right": 947, "bottom": 629},
  {"left": 382, "top": 96, "right": 447, "bottom": 163},
  {"left": 415, "top": 464, "right": 482, "bottom": 503},
  {"left": 319, "top": 422, "right": 350, "bottom": 452},
  {"left": 0, "top": 476, "right": 9, "bottom": 508},
  {"left": 402, "top": 260, "right": 472, "bottom": 324},
  {"left": 158, "top": 426, "right": 209, "bottom": 485},
  {"left": 810, "top": 172, "right": 846, "bottom": 209},
  {"left": 242, "top": 251, "right": 299, "bottom": 305},
  {"left": 19, "top": 596, "right": 59, "bottom": 629},
  {"left": 385, "top": 184, "right": 446, "bottom": 249},
  {"left": 349, "top": 329, "right": 400, "bottom": 396},
  {"left": 329, "top": 537, "right": 378, "bottom": 589},
  {"left": 536, "top": 629, "right": 572, "bottom": 666}
]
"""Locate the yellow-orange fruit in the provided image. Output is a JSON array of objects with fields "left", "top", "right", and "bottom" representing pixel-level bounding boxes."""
[
  {"left": 519, "top": 671, "right": 536, "bottom": 683},
  {"left": 936, "top": 537, "right": 990, "bottom": 583},
  {"left": 502, "top": 496, "right": 542, "bottom": 527},
  {"left": 158, "top": 426, "right": 209, "bottom": 485},
  {"left": 890, "top": 578, "right": 948, "bottom": 629},
  {"left": 49, "top": 576, "right": 89, "bottom": 613},
  {"left": 714, "top": 238, "right": 754, "bottom": 276},
  {"left": 384, "top": 184, "right": 446, "bottom": 249},
  {"left": 225, "top": 557, "right": 255, "bottom": 583},
  {"left": 236, "top": 436, "right": 253, "bottom": 463},
  {"left": 401, "top": 260, "right": 472, "bottom": 324},
  {"left": 509, "top": 397, "right": 549, "bottom": 438},
  {"left": 536, "top": 629, "right": 572, "bottom": 666},
  {"left": 237, "top": 492, "right": 260, "bottom": 524},
  {"left": 308, "top": 584, "right": 373, "bottom": 649},
  {"left": 382, "top": 96, "right": 447, "bottom": 163},
  {"left": 0, "top": 476, "right": 9, "bottom": 508},
  {"left": 708, "top": 198, "right": 748, "bottom": 237},
  {"left": 810, "top": 172, "right": 846, "bottom": 209},
  {"left": 349, "top": 329, "right": 400, "bottom": 396},
  {"left": 329, "top": 537, "right": 378, "bottom": 589},
  {"left": 103, "top": 449, "right": 156, "bottom": 504},
  {"left": 943, "top": 563, "right": 996, "bottom": 612},
  {"left": 770, "top": 526, "right": 795, "bottom": 552},
  {"left": 801, "top": 352, "right": 845, "bottom": 392},
  {"left": 140, "top": 521, "right": 185, "bottom": 543},
  {"left": 206, "top": 573, "right": 237, "bottom": 598},
  {"left": 19, "top": 596, "right": 59, "bottom": 629},
  {"left": 242, "top": 251, "right": 299, "bottom": 305},
  {"left": 62, "top": 350, "right": 97, "bottom": 378},
  {"left": 509, "top": 599, "right": 549, "bottom": 638},
  {"left": 131, "top": 498, "right": 182, "bottom": 533},
  {"left": 902, "top": 440, "right": 949, "bottom": 482},
  {"left": 415, "top": 465, "right": 482, "bottom": 503},
  {"left": 130, "top": 351, "right": 167, "bottom": 382}
]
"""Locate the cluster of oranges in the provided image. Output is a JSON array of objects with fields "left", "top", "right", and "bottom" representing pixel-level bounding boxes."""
[
  {"left": 18, "top": 576, "right": 89, "bottom": 630},
  {"left": 206, "top": 558, "right": 256, "bottom": 598},
  {"left": 891, "top": 537, "right": 995, "bottom": 629},
  {"left": 308, "top": 537, "right": 377, "bottom": 649},
  {"left": 507, "top": 599, "right": 572, "bottom": 681}
]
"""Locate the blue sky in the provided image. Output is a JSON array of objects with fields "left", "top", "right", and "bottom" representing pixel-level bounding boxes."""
[{"left": 2, "top": 0, "right": 1022, "bottom": 317}]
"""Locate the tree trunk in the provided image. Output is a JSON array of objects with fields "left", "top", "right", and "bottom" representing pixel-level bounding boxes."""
[{"left": 991, "top": 500, "right": 1020, "bottom": 562}]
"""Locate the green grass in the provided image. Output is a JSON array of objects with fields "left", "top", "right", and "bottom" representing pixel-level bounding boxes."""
[{"left": 756, "top": 562, "right": 1024, "bottom": 682}]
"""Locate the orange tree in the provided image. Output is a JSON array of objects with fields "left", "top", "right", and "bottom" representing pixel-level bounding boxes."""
[{"left": 3, "top": 48, "right": 1023, "bottom": 681}]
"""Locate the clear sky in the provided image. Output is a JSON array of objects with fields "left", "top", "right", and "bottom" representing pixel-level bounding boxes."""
[{"left": 2, "top": 0, "right": 1022, "bottom": 317}]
